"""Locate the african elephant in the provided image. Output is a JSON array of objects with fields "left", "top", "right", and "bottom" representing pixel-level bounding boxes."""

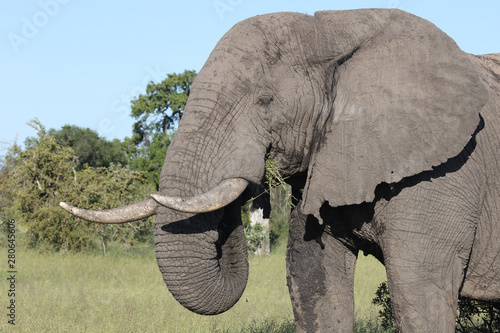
[{"left": 60, "top": 8, "right": 500, "bottom": 332}]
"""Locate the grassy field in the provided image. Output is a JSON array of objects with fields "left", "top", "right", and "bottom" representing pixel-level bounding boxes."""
[{"left": 0, "top": 244, "right": 387, "bottom": 332}]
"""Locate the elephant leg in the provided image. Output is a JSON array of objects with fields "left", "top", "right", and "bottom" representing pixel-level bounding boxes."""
[
  {"left": 379, "top": 185, "right": 477, "bottom": 332},
  {"left": 286, "top": 205, "right": 358, "bottom": 332},
  {"left": 384, "top": 254, "right": 465, "bottom": 332}
]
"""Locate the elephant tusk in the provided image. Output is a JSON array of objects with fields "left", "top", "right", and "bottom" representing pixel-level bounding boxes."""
[
  {"left": 59, "top": 197, "right": 157, "bottom": 223},
  {"left": 151, "top": 178, "right": 249, "bottom": 213}
]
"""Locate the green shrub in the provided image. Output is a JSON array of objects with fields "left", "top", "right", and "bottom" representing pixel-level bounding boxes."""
[
  {"left": 372, "top": 282, "right": 396, "bottom": 331},
  {"left": 244, "top": 222, "right": 268, "bottom": 254},
  {"left": 5, "top": 119, "right": 154, "bottom": 253},
  {"left": 373, "top": 282, "right": 500, "bottom": 332},
  {"left": 354, "top": 316, "right": 391, "bottom": 333},
  {"left": 456, "top": 298, "right": 500, "bottom": 332},
  {"left": 219, "top": 318, "right": 296, "bottom": 333}
]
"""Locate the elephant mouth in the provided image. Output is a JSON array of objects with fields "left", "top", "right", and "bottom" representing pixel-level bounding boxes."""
[{"left": 59, "top": 177, "right": 249, "bottom": 223}]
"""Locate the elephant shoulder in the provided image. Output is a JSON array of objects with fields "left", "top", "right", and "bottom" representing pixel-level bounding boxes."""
[{"left": 473, "top": 53, "right": 500, "bottom": 82}]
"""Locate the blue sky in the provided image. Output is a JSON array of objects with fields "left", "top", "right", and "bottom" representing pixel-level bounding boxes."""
[{"left": 1, "top": 0, "right": 499, "bottom": 153}]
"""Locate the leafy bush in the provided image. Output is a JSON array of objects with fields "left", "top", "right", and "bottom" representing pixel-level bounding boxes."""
[
  {"left": 70, "top": 163, "right": 154, "bottom": 253},
  {"left": 5, "top": 119, "right": 154, "bottom": 253},
  {"left": 224, "top": 318, "right": 297, "bottom": 332},
  {"left": 372, "top": 282, "right": 395, "bottom": 331},
  {"left": 244, "top": 222, "right": 268, "bottom": 254},
  {"left": 373, "top": 281, "right": 500, "bottom": 332},
  {"left": 354, "top": 316, "right": 391, "bottom": 333},
  {"left": 456, "top": 298, "right": 500, "bottom": 332}
]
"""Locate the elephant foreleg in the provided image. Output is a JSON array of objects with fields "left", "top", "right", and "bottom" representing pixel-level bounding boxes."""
[{"left": 286, "top": 205, "right": 358, "bottom": 332}]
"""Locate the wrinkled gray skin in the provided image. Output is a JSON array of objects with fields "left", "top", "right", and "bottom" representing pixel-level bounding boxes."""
[
  {"left": 74, "top": 9, "right": 500, "bottom": 332},
  {"left": 159, "top": 9, "right": 500, "bottom": 332}
]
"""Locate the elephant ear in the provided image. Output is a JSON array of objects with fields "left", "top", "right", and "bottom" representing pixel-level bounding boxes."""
[{"left": 301, "top": 10, "right": 488, "bottom": 220}]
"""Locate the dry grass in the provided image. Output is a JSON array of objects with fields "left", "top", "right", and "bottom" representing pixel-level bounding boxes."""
[{"left": 0, "top": 245, "right": 386, "bottom": 332}]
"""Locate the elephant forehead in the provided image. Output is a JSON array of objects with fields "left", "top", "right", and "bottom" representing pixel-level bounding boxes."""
[
  {"left": 213, "top": 13, "right": 318, "bottom": 64},
  {"left": 196, "top": 47, "right": 282, "bottom": 95},
  {"left": 222, "top": 12, "right": 313, "bottom": 42},
  {"left": 205, "top": 41, "right": 278, "bottom": 78},
  {"left": 194, "top": 53, "right": 262, "bottom": 97}
]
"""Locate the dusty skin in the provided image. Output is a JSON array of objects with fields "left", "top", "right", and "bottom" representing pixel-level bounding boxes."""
[{"left": 60, "top": 9, "right": 500, "bottom": 333}]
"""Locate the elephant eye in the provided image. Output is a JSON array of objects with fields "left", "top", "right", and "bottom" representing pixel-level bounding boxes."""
[{"left": 258, "top": 95, "right": 273, "bottom": 106}]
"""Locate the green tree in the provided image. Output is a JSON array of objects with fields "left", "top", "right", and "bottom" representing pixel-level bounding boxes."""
[
  {"left": 126, "top": 132, "right": 171, "bottom": 190},
  {"left": 0, "top": 147, "right": 19, "bottom": 244},
  {"left": 47, "top": 125, "right": 127, "bottom": 170},
  {"left": 0, "top": 149, "right": 16, "bottom": 217},
  {"left": 130, "top": 70, "right": 196, "bottom": 145}
]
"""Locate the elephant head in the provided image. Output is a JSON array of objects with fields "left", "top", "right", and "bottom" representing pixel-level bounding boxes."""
[{"left": 60, "top": 9, "right": 487, "bottom": 315}]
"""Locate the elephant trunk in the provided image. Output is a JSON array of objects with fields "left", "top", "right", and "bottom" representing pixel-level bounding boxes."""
[
  {"left": 155, "top": 200, "right": 248, "bottom": 315},
  {"left": 153, "top": 85, "right": 266, "bottom": 314}
]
